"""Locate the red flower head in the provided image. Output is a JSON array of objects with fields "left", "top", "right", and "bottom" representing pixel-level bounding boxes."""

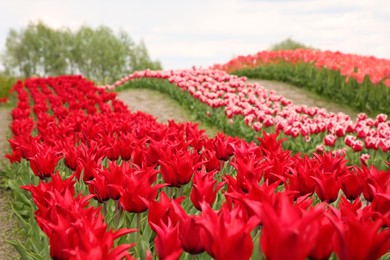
[
  {"left": 257, "top": 131, "right": 286, "bottom": 155},
  {"left": 159, "top": 149, "right": 201, "bottom": 188},
  {"left": 29, "top": 143, "right": 63, "bottom": 179},
  {"left": 118, "top": 167, "right": 167, "bottom": 213},
  {"left": 171, "top": 202, "right": 206, "bottom": 255},
  {"left": 230, "top": 154, "right": 264, "bottom": 193},
  {"left": 249, "top": 195, "right": 323, "bottom": 260},
  {"left": 202, "top": 149, "right": 221, "bottom": 172},
  {"left": 190, "top": 169, "right": 224, "bottom": 211},
  {"left": 213, "top": 133, "right": 235, "bottom": 161},
  {"left": 328, "top": 207, "right": 390, "bottom": 260},
  {"left": 150, "top": 220, "right": 183, "bottom": 260},
  {"left": 324, "top": 134, "right": 337, "bottom": 147},
  {"left": 147, "top": 192, "right": 184, "bottom": 232},
  {"left": 311, "top": 172, "right": 340, "bottom": 203},
  {"left": 341, "top": 172, "right": 362, "bottom": 201},
  {"left": 198, "top": 203, "right": 257, "bottom": 260},
  {"left": 87, "top": 161, "right": 131, "bottom": 202}
]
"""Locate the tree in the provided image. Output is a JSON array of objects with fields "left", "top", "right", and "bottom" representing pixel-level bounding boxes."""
[
  {"left": 1, "top": 21, "right": 162, "bottom": 84},
  {"left": 270, "top": 37, "right": 314, "bottom": 51}
]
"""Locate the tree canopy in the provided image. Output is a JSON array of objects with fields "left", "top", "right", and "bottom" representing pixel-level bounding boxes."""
[
  {"left": 0, "top": 21, "right": 161, "bottom": 84},
  {"left": 270, "top": 37, "right": 313, "bottom": 51}
]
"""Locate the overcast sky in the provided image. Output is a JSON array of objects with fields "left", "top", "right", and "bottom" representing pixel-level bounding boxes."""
[{"left": 0, "top": 0, "right": 389, "bottom": 69}]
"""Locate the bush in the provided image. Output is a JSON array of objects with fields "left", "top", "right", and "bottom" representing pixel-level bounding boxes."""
[
  {"left": 0, "top": 72, "right": 17, "bottom": 99},
  {"left": 270, "top": 37, "right": 313, "bottom": 50}
]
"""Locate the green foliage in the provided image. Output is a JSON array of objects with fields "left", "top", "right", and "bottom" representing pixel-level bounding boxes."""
[
  {"left": 232, "top": 62, "right": 390, "bottom": 117},
  {"left": 1, "top": 21, "right": 161, "bottom": 84},
  {"left": 3, "top": 161, "right": 50, "bottom": 259},
  {"left": 270, "top": 37, "right": 313, "bottom": 51},
  {"left": 0, "top": 72, "right": 17, "bottom": 98}
]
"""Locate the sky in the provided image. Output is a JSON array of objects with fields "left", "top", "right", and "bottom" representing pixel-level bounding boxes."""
[{"left": 0, "top": 0, "right": 389, "bottom": 70}]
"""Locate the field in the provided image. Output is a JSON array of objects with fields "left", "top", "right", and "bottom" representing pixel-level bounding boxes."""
[{"left": 0, "top": 49, "right": 390, "bottom": 259}]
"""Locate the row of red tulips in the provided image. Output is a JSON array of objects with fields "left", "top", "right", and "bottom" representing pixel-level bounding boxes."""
[
  {"left": 106, "top": 69, "right": 390, "bottom": 159},
  {"left": 210, "top": 49, "right": 390, "bottom": 87},
  {"left": 7, "top": 75, "right": 390, "bottom": 259}
]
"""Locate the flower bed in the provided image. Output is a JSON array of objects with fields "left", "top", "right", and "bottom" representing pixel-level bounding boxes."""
[
  {"left": 106, "top": 69, "right": 390, "bottom": 169},
  {"left": 6, "top": 75, "right": 390, "bottom": 259},
  {"left": 211, "top": 49, "right": 390, "bottom": 116}
]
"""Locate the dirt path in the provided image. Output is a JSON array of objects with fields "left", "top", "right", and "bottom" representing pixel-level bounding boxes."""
[
  {"left": 0, "top": 107, "right": 18, "bottom": 259},
  {"left": 117, "top": 89, "right": 191, "bottom": 124},
  {"left": 116, "top": 89, "right": 217, "bottom": 136},
  {"left": 249, "top": 79, "right": 358, "bottom": 119}
]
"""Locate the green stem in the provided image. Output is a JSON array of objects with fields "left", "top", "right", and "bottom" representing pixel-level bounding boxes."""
[{"left": 137, "top": 212, "right": 141, "bottom": 243}]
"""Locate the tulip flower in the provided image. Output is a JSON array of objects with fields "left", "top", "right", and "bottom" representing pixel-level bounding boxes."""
[
  {"left": 159, "top": 149, "right": 201, "bottom": 187},
  {"left": 147, "top": 192, "right": 184, "bottom": 232},
  {"left": 324, "top": 134, "right": 337, "bottom": 147},
  {"left": 214, "top": 133, "right": 235, "bottom": 161},
  {"left": 150, "top": 220, "right": 183, "bottom": 260},
  {"left": 197, "top": 203, "right": 257, "bottom": 260},
  {"left": 23, "top": 173, "right": 135, "bottom": 260},
  {"left": 328, "top": 207, "right": 390, "bottom": 260},
  {"left": 307, "top": 214, "right": 336, "bottom": 260},
  {"left": 202, "top": 149, "right": 221, "bottom": 172},
  {"left": 357, "top": 165, "right": 389, "bottom": 202},
  {"left": 312, "top": 172, "right": 340, "bottom": 203},
  {"left": 341, "top": 172, "right": 362, "bottom": 201},
  {"left": 170, "top": 201, "right": 206, "bottom": 255},
  {"left": 87, "top": 162, "right": 131, "bottom": 202},
  {"left": 190, "top": 169, "right": 224, "bottom": 210},
  {"left": 118, "top": 168, "right": 167, "bottom": 213},
  {"left": 230, "top": 155, "right": 264, "bottom": 193},
  {"left": 246, "top": 195, "right": 324, "bottom": 260},
  {"left": 28, "top": 143, "right": 63, "bottom": 179}
]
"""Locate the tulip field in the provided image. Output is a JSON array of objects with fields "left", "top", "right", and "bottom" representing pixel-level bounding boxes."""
[
  {"left": 211, "top": 49, "right": 390, "bottom": 116},
  {"left": 3, "top": 49, "right": 390, "bottom": 259}
]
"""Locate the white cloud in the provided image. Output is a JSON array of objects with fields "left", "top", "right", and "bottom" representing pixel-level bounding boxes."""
[{"left": 0, "top": 0, "right": 389, "bottom": 69}]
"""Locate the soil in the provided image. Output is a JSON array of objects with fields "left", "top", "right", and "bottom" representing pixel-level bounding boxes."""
[
  {"left": 249, "top": 79, "right": 358, "bottom": 120},
  {"left": 0, "top": 107, "right": 18, "bottom": 259},
  {"left": 117, "top": 89, "right": 191, "bottom": 124}
]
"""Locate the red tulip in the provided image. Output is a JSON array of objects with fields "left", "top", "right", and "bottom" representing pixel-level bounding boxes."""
[
  {"left": 150, "top": 220, "right": 183, "bottom": 260},
  {"left": 324, "top": 134, "right": 337, "bottom": 147},
  {"left": 198, "top": 203, "right": 256, "bottom": 260},
  {"left": 329, "top": 207, "right": 390, "bottom": 260},
  {"left": 29, "top": 143, "right": 62, "bottom": 179},
  {"left": 371, "top": 192, "right": 390, "bottom": 219},
  {"left": 87, "top": 162, "right": 130, "bottom": 202},
  {"left": 190, "top": 169, "right": 224, "bottom": 211},
  {"left": 248, "top": 195, "right": 323, "bottom": 260},
  {"left": 202, "top": 149, "right": 221, "bottom": 172},
  {"left": 171, "top": 202, "right": 206, "bottom": 255},
  {"left": 312, "top": 172, "right": 340, "bottom": 203},
  {"left": 159, "top": 149, "right": 200, "bottom": 187},
  {"left": 230, "top": 155, "right": 264, "bottom": 193},
  {"left": 307, "top": 214, "right": 336, "bottom": 260},
  {"left": 118, "top": 167, "right": 166, "bottom": 213},
  {"left": 341, "top": 172, "right": 362, "bottom": 201},
  {"left": 147, "top": 192, "right": 184, "bottom": 232},
  {"left": 23, "top": 173, "right": 135, "bottom": 260},
  {"left": 257, "top": 131, "right": 286, "bottom": 155},
  {"left": 357, "top": 165, "right": 389, "bottom": 202},
  {"left": 214, "top": 133, "right": 235, "bottom": 161}
]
